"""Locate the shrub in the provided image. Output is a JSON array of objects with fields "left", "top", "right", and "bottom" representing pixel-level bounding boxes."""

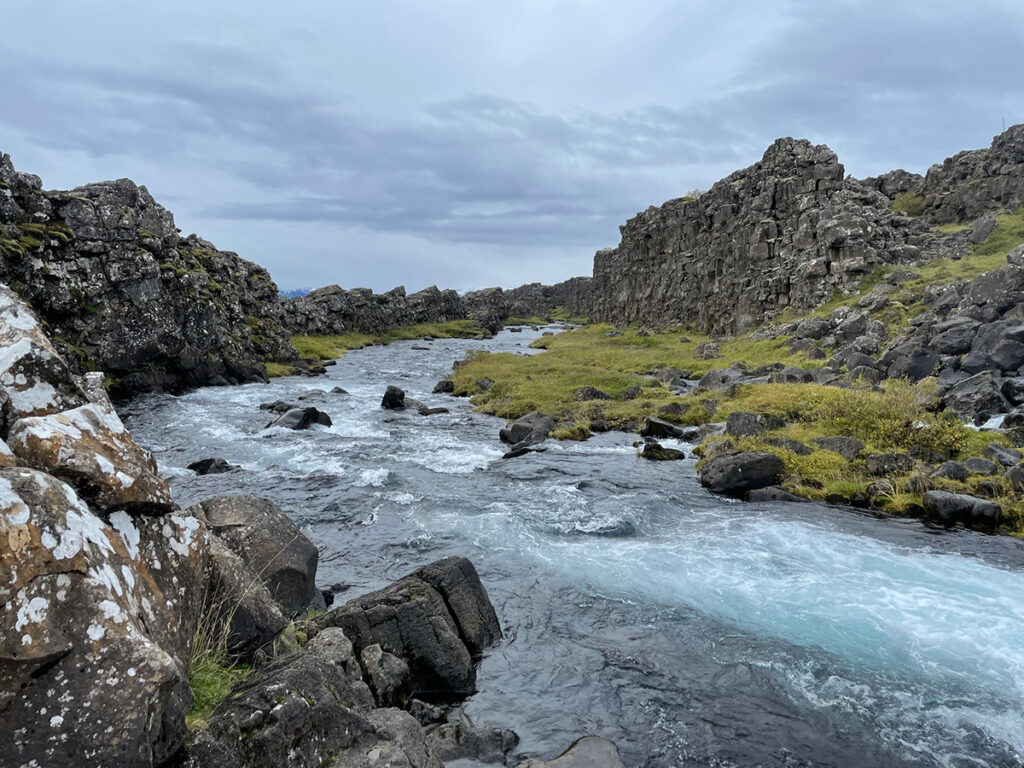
[{"left": 891, "top": 192, "right": 927, "bottom": 217}]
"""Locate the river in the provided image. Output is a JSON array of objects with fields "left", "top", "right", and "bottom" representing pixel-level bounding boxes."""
[{"left": 122, "top": 325, "right": 1024, "bottom": 768}]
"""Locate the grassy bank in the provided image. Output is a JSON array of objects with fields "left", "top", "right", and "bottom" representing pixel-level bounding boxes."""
[{"left": 265, "top": 319, "right": 491, "bottom": 376}]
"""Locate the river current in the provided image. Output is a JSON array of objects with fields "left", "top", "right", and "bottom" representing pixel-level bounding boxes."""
[{"left": 123, "top": 326, "right": 1024, "bottom": 768}]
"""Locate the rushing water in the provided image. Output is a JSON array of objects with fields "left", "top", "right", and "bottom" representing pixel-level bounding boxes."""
[{"left": 122, "top": 326, "right": 1024, "bottom": 768}]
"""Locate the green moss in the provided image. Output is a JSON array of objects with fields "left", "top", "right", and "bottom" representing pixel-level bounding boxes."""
[
  {"left": 891, "top": 192, "right": 926, "bottom": 217},
  {"left": 186, "top": 656, "right": 250, "bottom": 729},
  {"left": 548, "top": 306, "right": 588, "bottom": 323},
  {"left": 551, "top": 421, "right": 591, "bottom": 441},
  {"left": 933, "top": 221, "right": 972, "bottom": 234},
  {"left": 264, "top": 362, "right": 299, "bottom": 377},
  {"left": 504, "top": 316, "right": 548, "bottom": 326}
]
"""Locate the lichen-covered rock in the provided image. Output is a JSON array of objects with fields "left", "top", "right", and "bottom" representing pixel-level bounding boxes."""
[
  {"left": 193, "top": 495, "right": 319, "bottom": 617},
  {"left": 307, "top": 627, "right": 375, "bottom": 711},
  {"left": 316, "top": 557, "right": 500, "bottom": 701},
  {"left": 361, "top": 643, "right": 413, "bottom": 707},
  {"left": 0, "top": 283, "right": 87, "bottom": 431},
  {"left": 0, "top": 155, "right": 296, "bottom": 396},
  {"left": 8, "top": 402, "right": 174, "bottom": 514},
  {"left": 0, "top": 467, "right": 207, "bottom": 768}
]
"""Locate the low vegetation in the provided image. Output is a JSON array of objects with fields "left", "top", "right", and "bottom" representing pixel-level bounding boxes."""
[{"left": 289, "top": 319, "right": 490, "bottom": 364}]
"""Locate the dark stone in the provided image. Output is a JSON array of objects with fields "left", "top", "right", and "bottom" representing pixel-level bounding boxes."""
[
  {"left": 361, "top": 643, "right": 413, "bottom": 708},
  {"left": 960, "top": 350, "right": 995, "bottom": 375},
  {"left": 316, "top": 557, "right": 500, "bottom": 701},
  {"left": 590, "top": 419, "right": 611, "bottom": 432},
  {"left": 641, "top": 442, "right": 687, "bottom": 460},
  {"left": 575, "top": 386, "right": 610, "bottom": 401},
  {"left": 699, "top": 451, "right": 785, "bottom": 496},
  {"left": 433, "top": 379, "right": 455, "bottom": 394},
  {"left": 932, "top": 461, "right": 969, "bottom": 481},
  {"left": 866, "top": 453, "right": 914, "bottom": 476},
  {"left": 620, "top": 385, "right": 643, "bottom": 400},
  {"left": 640, "top": 417, "right": 702, "bottom": 441},
  {"left": 725, "top": 411, "right": 785, "bottom": 437},
  {"left": 944, "top": 372, "right": 1010, "bottom": 423},
  {"left": 195, "top": 495, "right": 320, "bottom": 617},
  {"left": 382, "top": 385, "right": 408, "bottom": 409},
  {"left": 990, "top": 340, "right": 1024, "bottom": 372},
  {"left": 1005, "top": 464, "right": 1024, "bottom": 491},
  {"left": 811, "top": 436, "right": 865, "bottom": 461},
  {"left": 187, "top": 457, "right": 239, "bottom": 475},
  {"left": 259, "top": 399, "right": 297, "bottom": 414},
  {"left": 425, "top": 709, "right": 520, "bottom": 765},
  {"left": 500, "top": 411, "right": 555, "bottom": 450},
  {"left": 306, "top": 627, "right": 375, "bottom": 711},
  {"left": 964, "top": 457, "right": 997, "bottom": 475},
  {"left": 265, "top": 406, "right": 332, "bottom": 429},
  {"left": 761, "top": 437, "right": 812, "bottom": 456},
  {"left": 985, "top": 442, "right": 1022, "bottom": 467},
  {"left": 1002, "top": 378, "right": 1024, "bottom": 406},
  {"left": 888, "top": 350, "right": 941, "bottom": 381},
  {"left": 922, "top": 490, "right": 1001, "bottom": 530},
  {"left": 931, "top": 325, "right": 977, "bottom": 355}
]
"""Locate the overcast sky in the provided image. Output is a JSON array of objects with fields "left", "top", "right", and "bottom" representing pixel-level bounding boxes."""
[{"left": 3, "top": 1, "right": 1023, "bottom": 294}]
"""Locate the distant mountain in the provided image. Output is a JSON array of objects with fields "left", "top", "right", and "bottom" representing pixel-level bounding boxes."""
[{"left": 279, "top": 288, "right": 311, "bottom": 298}]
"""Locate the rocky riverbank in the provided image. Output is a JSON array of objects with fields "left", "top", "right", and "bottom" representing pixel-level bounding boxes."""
[{"left": 0, "top": 284, "right": 622, "bottom": 767}]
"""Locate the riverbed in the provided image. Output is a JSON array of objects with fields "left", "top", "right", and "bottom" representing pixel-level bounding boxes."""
[{"left": 123, "top": 325, "right": 1024, "bottom": 768}]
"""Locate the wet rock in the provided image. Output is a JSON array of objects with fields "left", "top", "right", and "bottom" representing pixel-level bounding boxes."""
[
  {"left": 188, "top": 457, "right": 239, "bottom": 475},
  {"left": 316, "top": 557, "right": 500, "bottom": 701},
  {"left": 985, "top": 442, "right": 1022, "bottom": 468},
  {"left": 932, "top": 461, "right": 969, "bottom": 481},
  {"left": 699, "top": 451, "right": 785, "bottom": 496},
  {"left": 361, "top": 643, "right": 413, "bottom": 707},
  {"left": 922, "top": 490, "right": 1001, "bottom": 530},
  {"left": 944, "top": 372, "right": 1010, "bottom": 424},
  {"left": 810, "top": 436, "right": 865, "bottom": 461},
  {"left": 725, "top": 411, "right": 784, "bottom": 437},
  {"left": 1, "top": 467, "right": 206, "bottom": 768},
  {"left": 195, "top": 495, "right": 319, "bottom": 617},
  {"left": 265, "top": 405, "right": 332, "bottom": 429},
  {"left": 640, "top": 417, "right": 701, "bottom": 441},
  {"left": 258, "top": 399, "right": 297, "bottom": 414},
  {"left": 964, "top": 457, "right": 998, "bottom": 475},
  {"left": 640, "top": 442, "right": 687, "bottom": 461},
  {"left": 433, "top": 379, "right": 455, "bottom": 394},
  {"left": 184, "top": 652, "right": 442, "bottom": 768},
  {"left": 515, "top": 736, "right": 627, "bottom": 768},
  {"left": 747, "top": 486, "right": 809, "bottom": 502},
  {"left": 382, "top": 385, "right": 409, "bottom": 409},
  {"left": 500, "top": 411, "right": 555, "bottom": 449},
  {"left": 575, "top": 385, "right": 610, "bottom": 401},
  {"left": 866, "top": 453, "right": 914, "bottom": 476},
  {"left": 8, "top": 402, "right": 175, "bottom": 514}
]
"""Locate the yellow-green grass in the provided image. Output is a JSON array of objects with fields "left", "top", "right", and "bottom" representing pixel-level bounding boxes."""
[
  {"left": 186, "top": 655, "right": 250, "bottom": 729},
  {"left": 449, "top": 324, "right": 823, "bottom": 431},
  {"left": 264, "top": 362, "right": 300, "bottom": 378},
  {"left": 291, "top": 319, "right": 490, "bottom": 361},
  {"left": 503, "top": 316, "right": 548, "bottom": 326}
]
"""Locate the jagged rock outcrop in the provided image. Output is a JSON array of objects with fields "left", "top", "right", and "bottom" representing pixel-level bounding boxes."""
[
  {"left": 0, "top": 153, "right": 296, "bottom": 396},
  {"left": 283, "top": 284, "right": 465, "bottom": 336},
  {"left": 918, "top": 124, "right": 1024, "bottom": 224},
  {"left": 589, "top": 138, "right": 945, "bottom": 333}
]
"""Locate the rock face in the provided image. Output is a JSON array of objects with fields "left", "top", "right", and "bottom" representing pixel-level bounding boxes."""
[
  {"left": 516, "top": 736, "right": 627, "bottom": 768},
  {"left": 589, "top": 138, "right": 941, "bottom": 333},
  {"left": 0, "top": 153, "right": 296, "bottom": 396},
  {"left": 284, "top": 284, "right": 465, "bottom": 336}
]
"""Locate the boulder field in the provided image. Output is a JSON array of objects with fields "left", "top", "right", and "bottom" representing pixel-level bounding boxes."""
[{"left": 0, "top": 284, "right": 601, "bottom": 767}]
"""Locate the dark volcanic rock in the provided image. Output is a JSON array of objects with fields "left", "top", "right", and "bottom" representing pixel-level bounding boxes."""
[
  {"left": 699, "top": 451, "right": 785, "bottom": 496},
  {"left": 383, "top": 385, "right": 409, "bottom": 409},
  {"left": 640, "top": 417, "right": 701, "bottom": 441},
  {"left": 932, "top": 461, "right": 969, "bottom": 481},
  {"left": 964, "top": 457, "right": 998, "bottom": 475},
  {"left": 866, "top": 453, "right": 914, "bottom": 476},
  {"left": 725, "top": 411, "right": 785, "bottom": 437},
  {"left": 265, "top": 406, "right": 332, "bottom": 430},
  {"left": 433, "top": 379, "right": 455, "bottom": 394},
  {"left": 316, "top": 557, "right": 500, "bottom": 701},
  {"left": 188, "top": 457, "right": 239, "bottom": 475},
  {"left": 195, "top": 495, "right": 320, "bottom": 617},
  {"left": 641, "top": 442, "right": 687, "bottom": 461},
  {"left": 425, "top": 709, "right": 520, "bottom": 764},
  {"left": 500, "top": 411, "right": 555, "bottom": 450},
  {"left": 575, "top": 385, "right": 610, "bottom": 401},
  {"left": 922, "top": 490, "right": 1001, "bottom": 530},
  {"left": 0, "top": 154, "right": 295, "bottom": 396},
  {"left": 810, "top": 436, "right": 865, "bottom": 461}
]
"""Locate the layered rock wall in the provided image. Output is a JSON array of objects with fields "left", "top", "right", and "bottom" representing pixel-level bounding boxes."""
[
  {"left": 588, "top": 139, "right": 941, "bottom": 334},
  {"left": 282, "top": 284, "right": 465, "bottom": 336}
]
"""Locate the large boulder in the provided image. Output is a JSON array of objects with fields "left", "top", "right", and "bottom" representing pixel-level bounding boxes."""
[
  {"left": 194, "top": 495, "right": 319, "bottom": 617},
  {"left": 699, "top": 452, "right": 785, "bottom": 496},
  {"left": 922, "top": 490, "right": 1001, "bottom": 530},
  {"left": 1, "top": 467, "right": 207, "bottom": 768},
  {"left": 640, "top": 417, "right": 701, "bottom": 440},
  {"left": 307, "top": 627, "right": 376, "bottom": 711},
  {"left": 944, "top": 372, "right": 1010, "bottom": 424},
  {"left": 725, "top": 412, "right": 784, "bottom": 437},
  {"left": 8, "top": 402, "right": 174, "bottom": 514},
  {"left": 316, "top": 557, "right": 500, "bottom": 701},
  {"left": 499, "top": 411, "right": 555, "bottom": 449},
  {"left": 425, "top": 709, "right": 520, "bottom": 764},
  {"left": 184, "top": 652, "right": 442, "bottom": 768}
]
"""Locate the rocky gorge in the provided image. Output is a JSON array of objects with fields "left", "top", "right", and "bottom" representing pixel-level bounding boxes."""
[{"left": 3, "top": 124, "right": 1024, "bottom": 767}]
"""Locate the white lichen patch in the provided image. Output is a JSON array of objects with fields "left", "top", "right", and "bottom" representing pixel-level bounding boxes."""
[
  {"left": 15, "top": 595, "right": 49, "bottom": 631},
  {"left": 108, "top": 511, "right": 140, "bottom": 560}
]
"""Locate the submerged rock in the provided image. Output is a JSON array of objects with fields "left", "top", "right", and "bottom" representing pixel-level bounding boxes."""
[
  {"left": 265, "top": 406, "right": 332, "bottom": 429},
  {"left": 641, "top": 442, "right": 687, "bottom": 461},
  {"left": 187, "top": 456, "right": 239, "bottom": 475},
  {"left": 515, "top": 736, "right": 627, "bottom": 768}
]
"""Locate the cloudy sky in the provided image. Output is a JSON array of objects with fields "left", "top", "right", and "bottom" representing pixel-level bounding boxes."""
[{"left": 3, "top": 1, "right": 1023, "bottom": 294}]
